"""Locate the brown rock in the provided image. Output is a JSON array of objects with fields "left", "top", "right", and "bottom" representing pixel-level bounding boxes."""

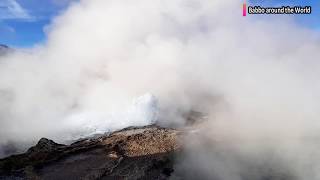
[{"left": 0, "top": 125, "right": 182, "bottom": 180}]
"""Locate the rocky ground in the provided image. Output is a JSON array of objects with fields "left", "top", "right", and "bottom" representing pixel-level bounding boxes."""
[
  {"left": 0, "top": 125, "right": 183, "bottom": 180},
  {"left": 0, "top": 114, "right": 298, "bottom": 180}
]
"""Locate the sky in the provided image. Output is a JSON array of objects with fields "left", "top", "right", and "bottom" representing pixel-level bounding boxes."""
[
  {"left": 0, "top": 0, "right": 76, "bottom": 47},
  {"left": 249, "top": 0, "right": 320, "bottom": 30},
  {"left": 0, "top": 0, "right": 319, "bottom": 47}
]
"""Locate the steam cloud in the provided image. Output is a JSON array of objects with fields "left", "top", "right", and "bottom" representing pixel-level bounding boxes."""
[{"left": 1, "top": 0, "right": 320, "bottom": 179}]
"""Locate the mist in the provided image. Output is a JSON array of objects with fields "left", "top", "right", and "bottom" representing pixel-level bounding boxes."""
[{"left": 1, "top": 0, "right": 320, "bottom": 179}]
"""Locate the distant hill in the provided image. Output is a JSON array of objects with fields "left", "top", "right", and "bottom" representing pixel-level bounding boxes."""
[{"left": 0, "top": 44, "right": 10, "bottom": 55}]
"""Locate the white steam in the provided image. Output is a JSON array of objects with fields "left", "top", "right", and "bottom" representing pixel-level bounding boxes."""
[
  {"left": 61, "top": 93, "right": 158, "bottom": 140},
  {"left": 0, "top": 0, "right": 320, "bottom": 179}
]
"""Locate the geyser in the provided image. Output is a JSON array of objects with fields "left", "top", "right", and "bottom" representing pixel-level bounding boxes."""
[{"left": 0, "top": 0, "right": 320, "bottom": 179}]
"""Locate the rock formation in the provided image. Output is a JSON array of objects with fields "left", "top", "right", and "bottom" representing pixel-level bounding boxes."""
[{"left": 0, "top": 125, "right": 182, "bottom": 180}]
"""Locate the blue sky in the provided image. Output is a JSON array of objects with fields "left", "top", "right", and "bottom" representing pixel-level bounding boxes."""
[
  {"left": 0, "top": 0, "right": 76, "bottom": 47},
  {"left": 0, "top": 0, "right": 319, "bottom": 47},
  {"left": 249, "top": 0, "right": 320, "bottom": 30}
]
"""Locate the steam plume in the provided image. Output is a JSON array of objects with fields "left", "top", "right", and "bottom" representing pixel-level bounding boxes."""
[{"left": 0, "top": 0, "right": 320, "bottom": 179}]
